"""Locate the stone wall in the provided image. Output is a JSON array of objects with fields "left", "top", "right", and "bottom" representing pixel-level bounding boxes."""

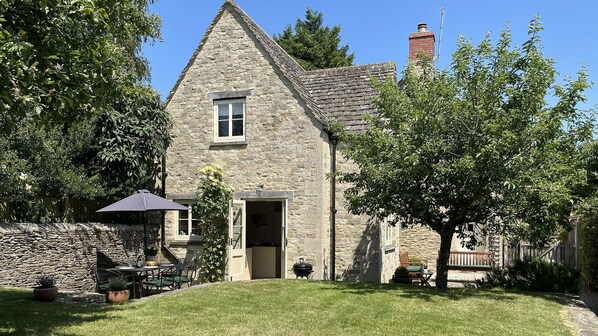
[
  {"left": 399, "top": 226, "right": 441, "bottom": 271},
  {"left": 164, "top": 7, "right": 330, "bottom": 279},
  {"left": 401, "top": 225, "right": 500, "bottom": 272},
  {"left": 334, "top": 155, "right": 401, "bottom": 283},
  {"left": 0, "top": 223, "right": 155, "bottom": 292},
  {"left": 380, "top": 223, "right": 400, "bottom": 283}
]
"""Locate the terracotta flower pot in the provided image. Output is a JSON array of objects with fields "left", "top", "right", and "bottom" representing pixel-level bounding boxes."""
[
  {"left": 106, "top": 290, "right": 130, "bottom": 305},
  {"left": 33, "top": 287, "right": 58, "bottom": 302}
]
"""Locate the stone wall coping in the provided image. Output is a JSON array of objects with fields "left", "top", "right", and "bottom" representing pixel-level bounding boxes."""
[{"left": 0, "top": 222, "right": 144, "bottom": 233}]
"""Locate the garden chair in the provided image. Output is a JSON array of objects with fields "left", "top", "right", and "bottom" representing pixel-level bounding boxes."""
[
  {"left": 399, "top": 251, "right": 426, "bottom": 272},
  {"left": 399, "top": 251, "right": 427, "bottom": 284},
  {"left": 94, "top": 268, "right": 133, "bottom": 293},
  {"left": 173, "top": 263, "right": 198, "bottom": 288},
  {"left": 143, "top": 266, "right": 177, "bottom": 294}
]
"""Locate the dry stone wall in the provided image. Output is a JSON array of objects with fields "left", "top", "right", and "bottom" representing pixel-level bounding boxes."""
[{"left": 0, "top": 223, "right": 154, "bottom": 292}]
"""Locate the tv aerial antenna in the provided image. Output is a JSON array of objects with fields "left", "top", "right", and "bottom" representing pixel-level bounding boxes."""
[{"left": 436, "top": 7, "right": 445, "bottom": 62}]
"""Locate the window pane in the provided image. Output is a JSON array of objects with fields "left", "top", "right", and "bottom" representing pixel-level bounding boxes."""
[
  {"left": 218, "top": 120, "right": 229, "bottom": 137},
  {"left": 191, "top": 219, "right": 201, "bottom": 236},
  {"left": 218, "top": 104, "right": 229, "bottom": 120},
  {"left": 232, "top": 203, "right": 243, "bottom": 249},
  {"left": 232, "top": 103, "right": 244, "bottom": 118},
  {"left": 178, "top": 219, "right": 188, "bottom": 235},
  {"left": 232, "top": 120, "right": 243, "bottom": 136},
  {"left": 232, "top": 226, "right": 242, "bottom": 249},
  {"left": 179, "top": 210, "right": 188, "bottom": 219}
]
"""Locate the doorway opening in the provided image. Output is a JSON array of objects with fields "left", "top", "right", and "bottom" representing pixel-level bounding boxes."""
[{"left": 246, "top": 200, "right": 285, "bottom": 279}]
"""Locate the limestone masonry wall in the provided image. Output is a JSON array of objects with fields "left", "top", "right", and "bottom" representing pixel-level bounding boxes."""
[
  {"left": 165, "top": 7, "right": 329, "bottom": 278},
  {"left": 335, "top": 156, "right": 391, "bottom": 282},
  {"left": 399, "top": 226, "right": 441, "bottom": 271},
  {"left": 0, "top": 223, "right": 153, "bottom": 292}
]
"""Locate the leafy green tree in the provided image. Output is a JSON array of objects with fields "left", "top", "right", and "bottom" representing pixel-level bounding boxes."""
[
  {"left": 274, "top": 8, "right": 354, "bottom": 70},
  {"left": 337, "top": 19, "right": 594, "bottom": 289},
  {"left": 0, "top": 0, "right": 169, "bottom": 218}
]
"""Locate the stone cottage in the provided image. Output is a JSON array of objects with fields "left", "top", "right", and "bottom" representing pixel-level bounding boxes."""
[{"left": 163, "top": 0, "right": 484, "bottom": 283}]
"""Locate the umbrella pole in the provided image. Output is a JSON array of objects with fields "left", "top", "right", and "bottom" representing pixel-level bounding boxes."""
[{"left": 143, "top": 212, "right": 148, "bottom": 253}]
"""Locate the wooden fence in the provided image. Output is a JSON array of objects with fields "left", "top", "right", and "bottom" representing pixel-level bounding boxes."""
[{"left": 502, "top": 242, "right": 579, "bottom": 269}]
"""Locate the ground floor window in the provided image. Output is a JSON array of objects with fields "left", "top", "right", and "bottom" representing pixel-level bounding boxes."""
[{"left": 176, "top": 202, "right": 201, "bottom": 239}]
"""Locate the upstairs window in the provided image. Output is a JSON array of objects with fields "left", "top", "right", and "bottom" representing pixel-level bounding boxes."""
[{"left": 214, "top": 99, "right": 245, "bottom": 142}]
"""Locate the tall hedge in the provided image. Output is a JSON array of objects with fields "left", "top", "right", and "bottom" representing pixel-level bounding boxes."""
[{"left": 579, "top": 197, "right": 598, "bottom": 289}]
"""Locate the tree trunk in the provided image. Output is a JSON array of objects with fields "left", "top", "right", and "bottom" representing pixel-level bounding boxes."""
[{"left": 435, "top": 230, "right": 454, "bottom": 289}]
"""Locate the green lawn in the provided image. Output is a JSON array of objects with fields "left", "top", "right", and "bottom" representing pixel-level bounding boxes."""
[{"left": 0, "top": 280, "right": 573, "bottom": 335}]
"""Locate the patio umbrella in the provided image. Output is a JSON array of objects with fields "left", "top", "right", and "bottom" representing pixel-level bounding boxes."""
[{"left": 96, "top": 189, "right": 188, "bottom": 250}]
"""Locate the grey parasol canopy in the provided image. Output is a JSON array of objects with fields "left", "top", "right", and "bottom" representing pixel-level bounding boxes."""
[
  {"left": 96, "top": 189, "right": 188, "bottom": 251},
  {"left": 96, "top": 189, "right": 188, "bottom": 212}
]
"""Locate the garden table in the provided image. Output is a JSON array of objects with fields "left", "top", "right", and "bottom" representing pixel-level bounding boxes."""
[
  {"left": 109, "top": 264, "right": 175, "bottom": 299},
  {"left": 417, "top": 270, "right": 433, "bottom": 287},
  {"left": 407, "top": 267, "right": 433, "bottom": 287}
]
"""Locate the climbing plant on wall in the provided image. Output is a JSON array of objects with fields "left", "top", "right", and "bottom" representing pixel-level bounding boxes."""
[{"left": 194, "top": 165, "right": 233, "bottom": 282}]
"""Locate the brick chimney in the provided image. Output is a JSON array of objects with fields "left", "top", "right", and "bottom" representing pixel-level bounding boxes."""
[{"left": 409, "top": 23, "right": 435, "bottom": 61}]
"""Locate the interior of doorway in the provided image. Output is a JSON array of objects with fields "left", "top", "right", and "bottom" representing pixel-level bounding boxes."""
[{"left": 246, "top": 200, "right": 283, "bottom": 279}]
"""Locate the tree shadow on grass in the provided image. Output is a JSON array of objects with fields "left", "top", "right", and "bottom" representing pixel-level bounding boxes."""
[
  {"left": 0, "top": 288, "right": 139, "bottom": 335},
  {"left": 313, "top": 280, "right": 565, "bottom": 304}
]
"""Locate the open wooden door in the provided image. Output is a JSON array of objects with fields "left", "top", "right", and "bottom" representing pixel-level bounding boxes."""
[
  {"left": 228, "top": 200, "right": 247, "bottom": 281},
  {"left": 280, "top": 199, "right": 288, "bottom": 278}
]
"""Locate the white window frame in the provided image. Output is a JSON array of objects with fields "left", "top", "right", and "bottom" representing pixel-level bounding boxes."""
[
  {"left": 213, "top": 98, "right": 246, "bottom": 142},
  {"left": 385, "top": 221, "right": 393, "bottom": 246},
  {"left": 175, "top": 201, "right": 202, "bottom": 240},
  {"left": 382, "top": 215, "right": 395, "bottom": 247}
]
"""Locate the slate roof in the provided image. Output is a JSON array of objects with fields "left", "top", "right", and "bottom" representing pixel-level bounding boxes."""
[
  {"left": 166, "top": 0, "right": 397, "bottom": 133},
  {"left": 300, "top": 62, "right": 396, "bottom": 132}
]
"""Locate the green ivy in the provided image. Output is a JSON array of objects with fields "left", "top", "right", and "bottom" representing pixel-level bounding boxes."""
[{"left": 194, "top": 165, "right": 233, "bottom": 283}]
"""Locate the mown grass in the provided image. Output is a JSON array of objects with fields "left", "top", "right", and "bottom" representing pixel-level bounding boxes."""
[{"left": 0, "top": 280, "right": 573, "bottom": 335}]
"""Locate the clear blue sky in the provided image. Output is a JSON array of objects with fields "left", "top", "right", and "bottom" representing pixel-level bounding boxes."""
[{"left": 143, "top": 0, "right": 597, "bottom": 110}]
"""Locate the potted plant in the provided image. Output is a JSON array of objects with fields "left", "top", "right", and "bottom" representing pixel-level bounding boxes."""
[
  {"left": 106, "top": 277, "right": 130, "bottom": 305},
  {"left": 144, "top": 246, "right": 159, "bottom": 266},
  {"left": 392, "top": 266, "right": 412, "bottom": 284},
  {"left": 33, "top": 274, "right": 58, "bottom": 301}
]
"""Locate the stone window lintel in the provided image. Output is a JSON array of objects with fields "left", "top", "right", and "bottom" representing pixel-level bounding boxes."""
[{"left": 207, "top": 89, "right": 253, "bottom": 100}]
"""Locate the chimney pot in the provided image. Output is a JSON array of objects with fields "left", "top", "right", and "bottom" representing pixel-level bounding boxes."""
[{"left": 417, "top": 23, "right": 427, "bottom": 32}]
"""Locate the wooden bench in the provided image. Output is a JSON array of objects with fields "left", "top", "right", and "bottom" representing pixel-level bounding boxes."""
[{"left": 448, "top": 251, "right": 494, "bottom": 271}]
